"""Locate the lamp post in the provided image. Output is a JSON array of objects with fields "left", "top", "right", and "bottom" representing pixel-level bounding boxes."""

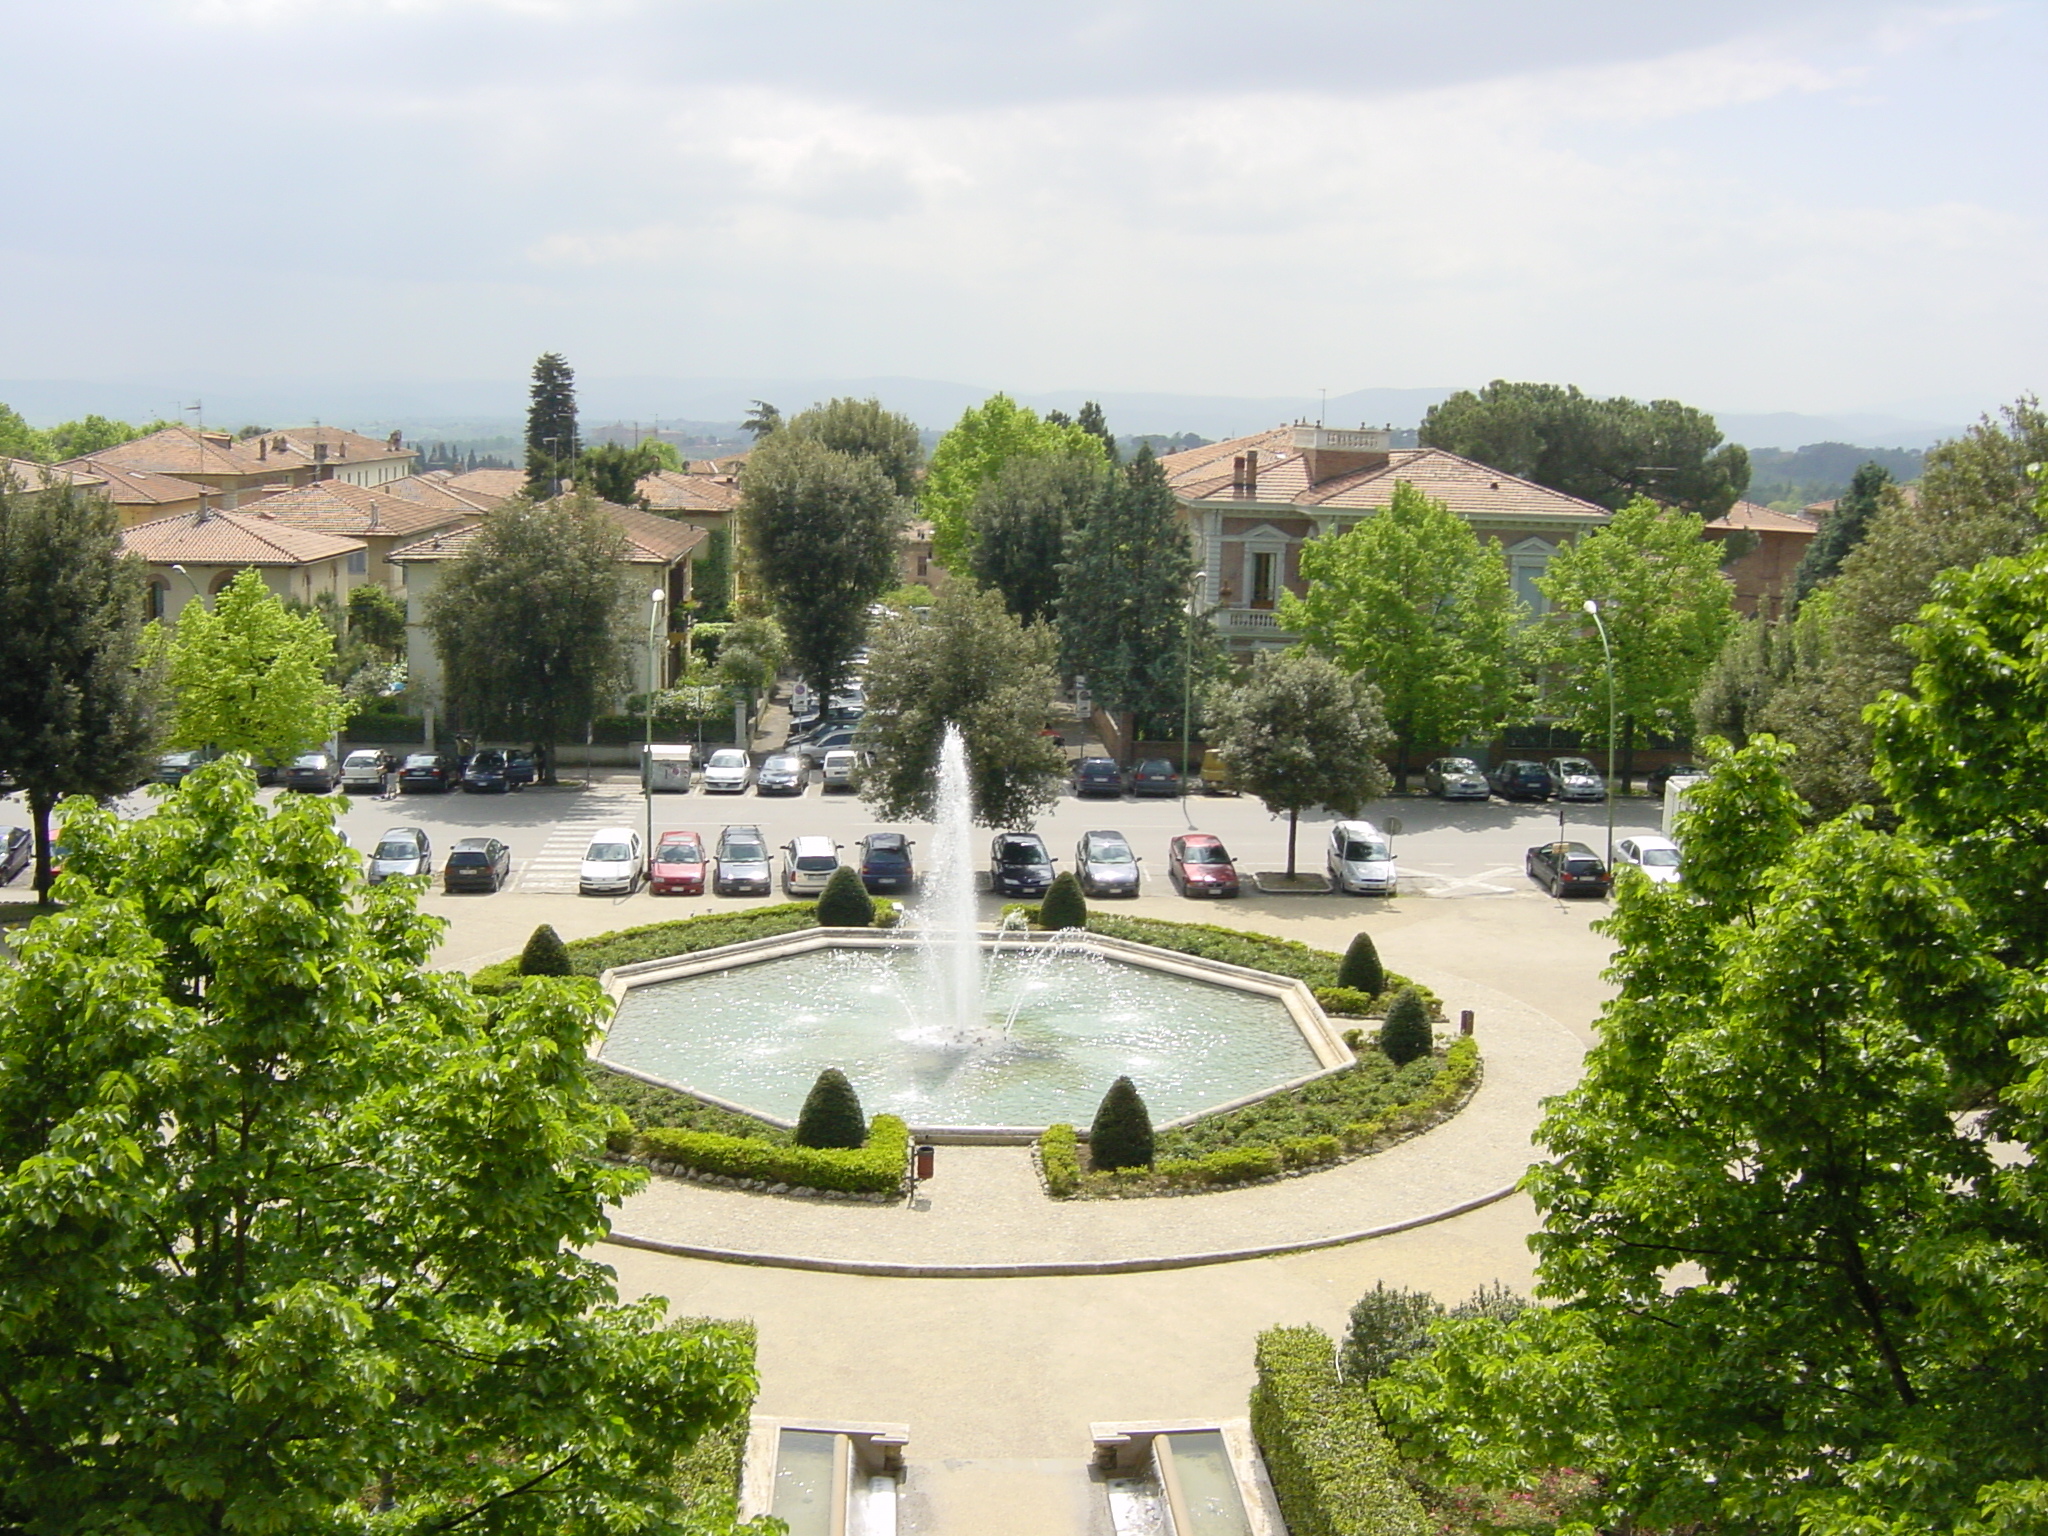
[
  {"left": 168, "top": 562, "right": 202, "bottom": 618},
  {"left": 644, "top": 587, "right": 666, "bottom": 862},
  {"left": 1582, "top": 598, "right": 1617, "bottom": 869}
]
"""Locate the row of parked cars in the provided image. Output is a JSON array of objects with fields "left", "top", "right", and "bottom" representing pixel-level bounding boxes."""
[{"left": 152, "top": 747, "right": 539, "bottom": 795}]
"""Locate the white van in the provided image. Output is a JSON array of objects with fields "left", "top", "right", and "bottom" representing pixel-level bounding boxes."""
[
  {"left": 1326, "top": 820, "right": 1396, "bottom": 896},
  {"left": 820, "top": 748, "right": 862, "bottom": 792}
]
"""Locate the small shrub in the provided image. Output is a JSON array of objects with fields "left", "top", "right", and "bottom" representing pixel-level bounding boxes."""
[
  {"left": 1379, "top": 986, "right": 1432, "bottom": 1066},
  {"left": 1281, "top": 1133, "right": 1342, "bottom": 1168},
  {"left": 1340, "top": 1027, "right": 1367, "bottom": 1053},
  {"left": 814, "top": 866, "right": 875, "bottom": 927},
  {"left": 1088, "top": 1076, "right": 1155, "bottom": 1170},
  {"left": 793, "top": 1067, "right": 866, "bottom": 1149},
  {"left": 1039, "top": 1124, "right": 1082, "bottom": 1196},
  {"left": 518, "top": 923, "right": 572, "bottom": 977},
  {"left": 1342, "top": 1284, "right": 1445, "bottom": 1382},
  {"left": 635, "top": 1115, "right": 908, "bottom": 1195},
  {"left": 1038, "top": 871, "right": 1088, "bottom": 931},
  {"left": 1316, "top": 986, "right": 1378, "bottom": 1018},
  {"left": 1336, "top": 931, "right": 1385, "bottom": 996},
  {"left": 1250, "top": 1326, "right": 1429, "bottom": 1536}
]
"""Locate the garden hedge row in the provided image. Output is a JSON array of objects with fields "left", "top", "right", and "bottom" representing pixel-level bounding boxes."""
[
  {"left": 1039, "top": 1123, "right": 1082, "bottom": 1197},
  {"left": 1250, "top": 1325, "right": 1429, "bottom": 1536},
  {"left": 669, "top": 1318, "right": 759, "bottom": 1522},
  {"left": 633, "top": 1115, "right": 909, "bottom": 1195}
]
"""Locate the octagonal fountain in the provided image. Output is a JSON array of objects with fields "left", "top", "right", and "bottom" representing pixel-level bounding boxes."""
[{"left": 597, "top": 727, "right": 1351, "bottom": 1137}]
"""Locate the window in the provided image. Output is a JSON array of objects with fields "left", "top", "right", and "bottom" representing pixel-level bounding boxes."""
[
  {"left": 1250, "top": 551, "right": 1276, "bottom": 606},
  {"left": 347, "top": 550, "right": 367, "bottom": 575},
  {"left": 146, "top": 579, "right": 168, "bottom": 620}
]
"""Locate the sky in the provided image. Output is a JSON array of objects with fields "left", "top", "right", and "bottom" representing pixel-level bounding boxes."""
[{"left": 4, "top": 1, "right": 2043, "bottom": 427}]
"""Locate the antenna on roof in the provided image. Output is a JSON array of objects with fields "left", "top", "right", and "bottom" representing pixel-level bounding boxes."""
[
  {"left": 1318, "top": 388, "right": 1326, "bottom": 428},
  {"left": 184, "top": 400, "right": 203, "bottom": 432}
]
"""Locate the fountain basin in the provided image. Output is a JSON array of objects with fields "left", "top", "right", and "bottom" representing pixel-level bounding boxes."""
[{"left": 599, "top": 929, "right": 1352, "bottom": 1139}]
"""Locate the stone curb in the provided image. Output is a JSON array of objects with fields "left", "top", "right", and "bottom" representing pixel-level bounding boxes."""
[{"left": 600, "top": 1181, "right": 1521, "bottom": 1278}]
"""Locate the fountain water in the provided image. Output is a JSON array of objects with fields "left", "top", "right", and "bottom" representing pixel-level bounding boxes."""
[{"left": 914, "top": 723, "right": 987, "bottom": 1036}]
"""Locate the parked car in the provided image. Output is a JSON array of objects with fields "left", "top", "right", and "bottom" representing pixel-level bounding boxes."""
[
  {"left": 1423, "top": 756, "right": 1490, "bottom": 800},
  {"left": 504, "top": 751, "right": 538, "bottom": 787},
  {"left": 1525, "top": 840, "right": 1613, "bottom": 897},
  {"left": 1074, "top": 829, "right": 1141, "bottom": 898},
  {"left": 153, "top": 748, "right": 218, "bottom": 785},
  {"left": 701, "top": 748, "right": 753, "bottom": 794},
  {"left": 988, "top": 831, "right": 1057, "bottom": 898},
  {"left": 713, "top": 824, "right": 773, "bottom": 896},
  {"left": 442, "top": 836, "right": 511, "bottom": 893},
  {"left": 782, "top": 835, "right": 845, "bottom": 897},
  {"left": 398, "top": 752, "right": 458, "bottom": 793},
  {"left": 648, "top": 830, "right": 708, "bottom": 895},
  {"left": 1129, "top": 757, "right": 1183, "bottom": 798},
  {"left": 754, "top": 754, "right": 807, "bottom": 796},
  {"left": 462, "top": 750, "right": 511, "bottom": 794},
  {"left": 855, "top": 831, "right": 915, "bottom": 894},
  {"left": 1487, "top": 758, "right": 1552, "bottom": 802},
  {"left": 1614, "top": 834, "right": 1683, "bottom": 885},
  {"left": 796, "top": 727, "right": 860, "bottom": 766},
  {"left": 1647, "top": 761, "right": 1704, "bottom": 798},
  {"left": 278, "top": 751, "right": 339, "bottom": 793},
  {"left": 1545, "top": 756, "right": 1607, "bottom": 802},
  {"left": 578, "top": 827, "right": 643, "bottom": 896},
  {"left": 1070, "top": 757, "right": 1126, "bottom": 798},
  {"left": 339, "top": 749, "right": 395, "bottom": 793},
  {"left": 1, "top": 826, "right": 30, "bottom": 886},
  {"left": 365, "top": 826, "right": 432, "bottom": 883},
  {"left": 1167, "top": 833, "right": 1240, "bottom": 898},
  {"left": 820, "top": 748, "right": 863, "bottom": 792},
  {"left": 1198, "top": 748, "right": 1239, "bottom": 797},
  {"left": 1327, "top": 820, "right": 1396, "bottom": 896}
]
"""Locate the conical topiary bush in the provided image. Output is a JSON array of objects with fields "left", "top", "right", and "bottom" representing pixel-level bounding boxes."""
[
  {"left": 518, "top": 923, "right": 572, "bottom": 977},
  {"left": 1378, "top": 986, "right": 1433, "bottom": 1066},
  {"left": 815, "top": 865, "right": 875, "bottom": 927},
  {"left": 1088, "top": 1075, "right": 1155, "bottom": 1171},
  {"left": 1038, "top": 870, "right": 1088, "bottom": 931},
  {"left": 794, "top": 1067, "right": 867, "bottom": 1149},
  {"left": 1336, "top": 930, "right": 1385, "bottom": 998}
]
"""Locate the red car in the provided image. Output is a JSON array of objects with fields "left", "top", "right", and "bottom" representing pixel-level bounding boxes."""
[
  {"left": 1167, "top": 833, "right": 1240, "bottom": 898},
  {"left": 648, "top": 830, "right": 708, "bottom": 895}
]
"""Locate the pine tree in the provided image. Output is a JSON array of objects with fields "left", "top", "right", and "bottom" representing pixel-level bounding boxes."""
[
  {"left": 1038, "top": 870, "right": 1088, "bottom": 931},
  {"left": 814, "top": 866, "right": 875, "bottom": 928},
  {"left": 1337, "top": 931, "right": 1385, "bottom": 998},
  {"left": 524, "top": 352, "right": 578, "bottom": 499},
  {"left": 1077, "top": 400, "right": 1118, "bottom": 462},
  {"left": 518, "top": 923, "right": 572, "bottom": 976},
  {"left": 794, "top": 1068, "right": 867, "bottom": 1149},
  {"left": 1088, "top": 1076, "right": 1155, "bottom": 1171},
  {"left": 1378, "top": 986, "right": 1433, "bottom": 1066},
  {"left": 1792, "top": 461, "right": 1891, "bottom": 605}
]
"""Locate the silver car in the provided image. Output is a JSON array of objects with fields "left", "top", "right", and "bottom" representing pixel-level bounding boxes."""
[
  {"left": 714, "top": 824, "right": 773, "bottom": 896},
  {"left": 1545, "top": 756, "right": 1608, "bottom": 803},
  {"left": 701, "top": 748, "right": 753, "bottom": 794},
  {"left": 1074, "top": 829, "right": 1141, "bottom": 898},
  {"left": 366, "top": 826, "right": 431, "bottom": 883},
  {"left": 781, "top": 835, "right": 844, "bottom": 897}
]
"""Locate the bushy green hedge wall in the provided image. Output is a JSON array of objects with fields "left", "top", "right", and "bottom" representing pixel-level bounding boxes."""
[
  {"left": 634, "top": 1115, "right": 908, "bottom": 1195},
  {"left": 669, "top": 1317, "right": 760, "bottom": 1521},
  {"left": 1250, "top": 1326, "right": 1429, "bottom": 1536},
  {"left": 472, "top": 903, "right": 833, "bottom": 993},
  {"left": 1039, "top": 1124, "right": 1082, "bottom": 1196}
]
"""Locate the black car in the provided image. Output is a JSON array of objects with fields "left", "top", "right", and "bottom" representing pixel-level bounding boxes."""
[
  {"left": 462, "top": 750, "right": 510, "bottom": 794},
  {"left": 442, "top": 836, "right": 512, "bottom": 893},
  {"left": 856, "top": 831, "right": 916, "bottom": 893},
  {"left": 153, "top": 749, "right": 218, "bottom": 785},
  {"left": 1526, "top": 840, "right": 1613, "bottom": 897},
  {"left": 1129, "top": 758, "right": 1183, "bottom": 798},
  {"left": 1648, "top": 761, "right": 1704, "bottom": 798},
  {"left": 399, "top": 752, "right": 458, "bottom": 793},
  {"left": 1070, "top": 757, "right": 1126, "bottom": 798},
  {"left": 754, "top": 754, "right": 807, "bottom": 795},
  {"left": 1487, "top": 758, "right": 1552, "bottom": 802},
  {"left": 989, "top": 831, "right": 1057, "bottom": 897},
  {"left": 0, "top": 826, "right": 30, "bottom": 886},
  {"left": 283, "top": 752, "right": 339, "bottom": 793}
]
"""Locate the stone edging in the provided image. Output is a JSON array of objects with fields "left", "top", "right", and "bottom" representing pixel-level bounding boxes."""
[{"left": 600, "top": 1182, "right": 1521, "bottom": 1279}]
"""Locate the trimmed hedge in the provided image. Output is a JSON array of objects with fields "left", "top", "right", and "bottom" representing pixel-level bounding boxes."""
[
  {"left": 519, "top": 923, "right": 572, "bottom": 976},
  {"left": 1337, "top": 930, "right": 1386, "bottom": 996},
  {"left": 669, "top": 1317, "right": 760, "bottom": 1521},
  {"left": 814, "top": 866, "right": 875, "bottom": 927},
  {"left": 1038, "top": 870, "right": 1088, "bottom": 931},
  {"left": 1075, "top": 912, "right": 1440, "bottom": 1017},
  {"left": 1313, "top": 985, "right": 1378, "bottom": 1018},
  {"left": 590, "top": 1069, "right": 787, "bottom": 1152},
  {"left": 1250, "top": 1325, "right": 1429, "bottom": 1536},
  {"left": 634, "top": 1114, "right": 909, "bottom": 1195},
  {"left": 1088, "top": 1076, "right": 1154, "bottom": 1170},
  {"left": 471, "top": 903, "right": 825, "bottom": 993},
  {"left": 794, "top": 1067, "right": 866, "bottom": 1149},
  {"left": 1040, "top": 1123, "right": 1082, "bottom": 1196}
]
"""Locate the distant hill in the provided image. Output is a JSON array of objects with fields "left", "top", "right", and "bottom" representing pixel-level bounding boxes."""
[{"left": 1744, "top": 442, "right": 1926, "bottom": 511}]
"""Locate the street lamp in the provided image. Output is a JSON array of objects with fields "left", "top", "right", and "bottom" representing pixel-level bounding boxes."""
[
  {"left": 644, "top": 587, "right": 666, "bottom": 861},
  {"left": 1582, "top": 598, "right": 1617, "bottom": 870}
]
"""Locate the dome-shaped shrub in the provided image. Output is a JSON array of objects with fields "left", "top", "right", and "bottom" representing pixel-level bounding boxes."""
[
  {"left": 1088, "top": 1075, "right": 1155, "bottom": 1171},
  {"left": 815, "top": 865, "right": 875, "bottom": 927},
  {"left": 518, "top": 923, "right": 572, "bottom": 977},
  {"left": 1378, "top": 986, "right": 1432, "bottom": 1066},
  {"left": 794, "top": 1068, "right": 867, "bottom": 1149},
  {"left": 1038, "top": 871, "right": 1088, "bottom": 931},
  {"left": 1336, "top": 931, "right": 1385, "bottom": 998}
]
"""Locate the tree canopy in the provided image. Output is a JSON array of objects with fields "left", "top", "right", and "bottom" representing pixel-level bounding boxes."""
[
  {"left": 151, "top": 567, "right": 353, "bottom": 769},
  {"left": 424, "top": 492, "right": 631, "bottom": 781},
  {"left": 577, "top": 440, "right": 666, "bottom": 507},
  {"left": 924, "top": 393, "right": 1109, "bottom": 570},
  {"left": 1201, "top": 651, "right": 1391, "bottom": 877},
  {"left": 968, "top": 451, "right": 1107, "bottom": 626},
  {"left": 524, "top": 351, "right": 579, "bottom": 499},
  {"left": 0, "top": 474, "right": 157, "bottom": 898},
  {"left": 1281, "top": 481, "right": 1522, "bottom": 789},
  {"left": 1791, "top": 459, "right": 1892, "bottom": 604},
  {"left": 0, "top": 765, "right": 760, "bottom": 1531},
  {"left": 857, "top": 582, "right": 1066, "bottom": 828},
  {"left": 783, "top": 397, "right": 923, "bottom": 498},
  {"left": 1421, "top": 380, "right": 1751, "bottom": 518}
]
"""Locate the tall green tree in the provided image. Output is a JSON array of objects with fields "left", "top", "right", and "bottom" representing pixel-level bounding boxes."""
[
  {"left": 0, "top": 403, "right": 46, "bottom": 461},
  {"left": 45, "top": 413, "right": 173, "bottom": 462},
  {"left": 741, "top": 400, "right": 781, "bottom": 439},
  {"left": 1057, "top": 447, "right": 1207, "bottom": 759},
  {"left": 924, "top": 393, "right": 1109, "bottom": 570},
  {"left": 152, "top": 567, "right": 353, "bottom": 769},
  {"left": 692, "top": 526, "right": 733, "bottom": 623},
  {"left": 425, "top": 493, "right": 631, "bottom": 783},
  {"left": 1690, "top": 608, "right": 1793, "bottom": 745},
  {"left": 524, "top": 351, "right": 579, "bottom": 499},
  {"left": 1202, "top": 651, "right": 1391, "bottom": 877},
  {"left": 577, "top": 440, "right": 664, "bottom": 507},
  {"left": 1791, "top": 459, "right": 1892, "bottom": 604},
  {"left": 1281, "top": 481, "right": 1522, "bottom": 790},
  {"left": 0, "top": 765, "right": 760, "bottom": 1532},
  {"left": 858, "top": 582, "right": 1066, "bottom": 828},
  {"left": 1077, "top": 400, "right": 1117, "bottom": 462},
  {"left": 1421, "top": 380, "right": 1751, "bottom": 517},
  {"left": 968, "top": 451, "right": 1107, "bottom": 625},
  {"left": 0, "top": 475, "right": 157, "bottom": 899},
  {"left": 1535, "top": 498, "right": 1736, "bottom": 787},
  {"left": 785, "top": 397, "right": 923, "bottom": 497},
  {"left": 736, "top": 434, "right": 902, "bottom": 700}
]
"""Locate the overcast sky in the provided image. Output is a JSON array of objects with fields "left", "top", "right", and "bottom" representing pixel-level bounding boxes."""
[{"left": 6, "top": 1, "right": 2042, "bottom": 422}]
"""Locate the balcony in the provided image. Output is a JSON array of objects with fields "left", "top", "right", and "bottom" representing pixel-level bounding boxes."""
[{"left": 1212, "top": 607, "right": 1294, "bottom": 639}]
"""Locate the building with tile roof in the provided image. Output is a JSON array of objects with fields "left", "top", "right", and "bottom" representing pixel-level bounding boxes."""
[
  {"left": 442, "top": 468, "right": 528, "bottom": 503},
  {"left": 244, "top": 480, "right": 480, "bottom": 588},
  {"left": 61, "top": 423, "right": 416, "bottom": 510},
  {"left": 1703, "top": 500, "right": 1819, "bottom": 619},
  {"left": 636, "top": 468, "right": 742, "bottom": 525},
  {"left": 1163, "top": 424, "right": 1612, "bottom": 650},
  {"left": 121, "top": 506, "right": 368, "bottom": 623}
]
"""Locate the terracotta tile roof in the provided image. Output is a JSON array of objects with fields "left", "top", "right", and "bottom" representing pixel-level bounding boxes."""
[
  {"left": 637, "top": 469, "right": 742, "bottom": 516},
  {"left": 4, "top": 458, "right": 103, "bottom": 491},
  {"left": 445, "top": 468, "right": 527, "bottom": 500},
  {"left": 384, "top": 471, "right": 509, "bottom": 513},
  {"left": 386, "top": 501, "right": 705, "bottom": 567},
  {"left": 67, "top": 459, "right": 212, "bottom": 506},
  {"left": 67, "top": 423, "right": 412, "bottom": 483},
  {"left": 387, "top": 523, "right": 488, "bottom": 563},
  {"left": 1706, "top": 500, "right": 1820, "bottom": 534},
  {"left": 121, "top": 507, "right": 367, "bottom": 566},
  {"left": 251, "top": 480, "right": 474, "bottom": 540}
]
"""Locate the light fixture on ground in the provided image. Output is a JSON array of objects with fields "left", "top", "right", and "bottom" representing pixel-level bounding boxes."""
[
  {"left": 644, "top": 586, "right": 665, "bottom": 860},
  {"left": 1582, "top": 598, "right": 1617, "bottom": 868}
]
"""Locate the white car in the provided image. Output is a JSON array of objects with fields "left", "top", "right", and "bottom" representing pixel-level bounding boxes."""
[
  {"left": 339, "top": 749, "right": 391, "bottom": 793},
  {"left": 1615, "top": 835, "right": 1683, "bottom": 885},
  {"left": 782, "top": 835, "right": 844, "bottom": 897},
  {"left": 579, "top": 827, "right": 643, "bottom": 895},
  {"left": 700, "top": 748, "right": 753, "bottom": 794},
  {"left": 1327, "top": 819, "right": 1396, "bottom": 896}
]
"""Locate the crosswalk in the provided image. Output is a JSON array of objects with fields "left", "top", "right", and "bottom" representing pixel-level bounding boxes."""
[{"left": 514, "top": 787, "right": 646, "bottom": 893}]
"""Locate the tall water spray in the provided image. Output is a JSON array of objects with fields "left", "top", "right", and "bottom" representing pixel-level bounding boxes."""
[{"left": 918, "top": 723, "right": 982, "bottom": 1027}]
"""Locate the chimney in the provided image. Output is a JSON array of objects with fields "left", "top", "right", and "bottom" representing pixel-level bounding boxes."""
[
  {"left": 1244, "top": 449, "right": 1259, "bottom": 497},
  {"left": 314, "top": 443, "right": 328, "bottom": 463},
  {"left": 1232, "top": 455, "right": 1247, "bottom": 493},
  {"left": 1291, "top": 424, "right": 1391, "bottom": 486},
  {"left": 258, "top": 437, "right": 267, "bottom": 461}
]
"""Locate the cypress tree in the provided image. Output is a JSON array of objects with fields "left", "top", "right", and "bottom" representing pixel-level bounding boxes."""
[
  {"left": 1336, "top": 931, "right": 1385, "bottom": 998},
  {"left": 1378, "top": 986, "right": 1433, "bottom": 1067},
  {"left": 794, "top": 1068, "right": 867, "bottom": 1149},
  {"left": 814, "top": 866, "right": 875, "bottom": 928},
  {"left": 1792, "top": 461, "right": 1891, "bottom": 605},
  {"left": 518, "top": 923, "right": 572, "bottom": 977},
  {"left": 524, "top": 352, "right": 579, "bottom": 499},
  {"left": 1088, "top": 1076, "right": 1155, "bottom": 1171},
  {"left": 1038, "top": 870, "right": 1088, "bottom": 931}
]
